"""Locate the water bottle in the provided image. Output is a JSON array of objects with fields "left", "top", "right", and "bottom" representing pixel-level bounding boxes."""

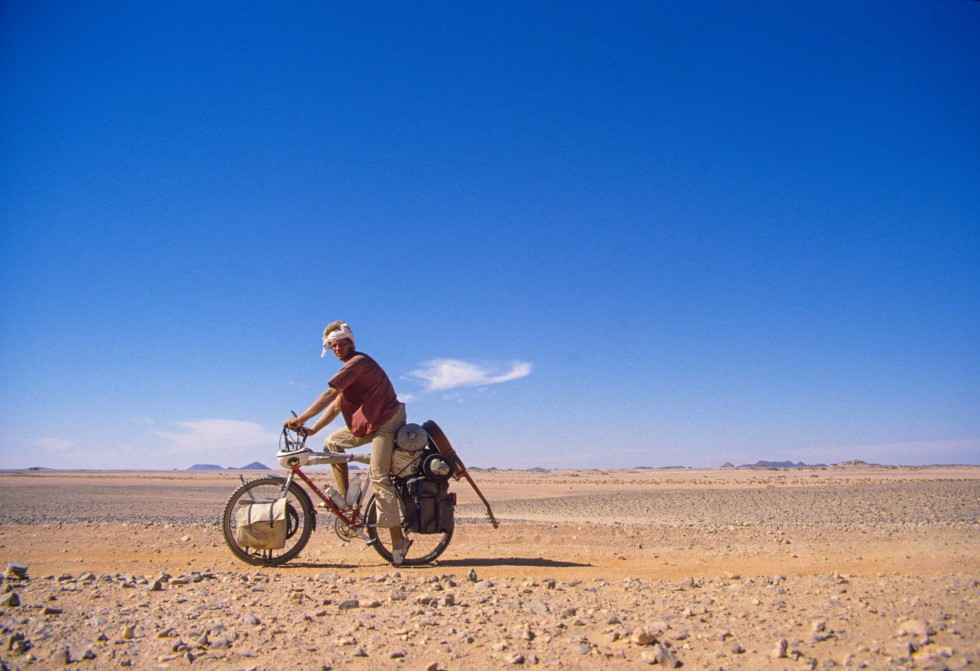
[
  {"left": 346, "top": 474, "right": 363, "bottom": 506},
  {"left": 323, "top": 484, "right": 347, "bottom": 509}
]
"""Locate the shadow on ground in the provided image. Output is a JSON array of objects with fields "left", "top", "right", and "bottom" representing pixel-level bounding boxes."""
[
  {"left": 277, "top": 557, "right": 591, "bottom": 570},
  {"left": 436, "top": 557, "right": 591, "bottom": 569}
]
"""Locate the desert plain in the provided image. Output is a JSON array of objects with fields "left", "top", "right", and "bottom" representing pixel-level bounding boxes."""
[{"left": 1, "top": 464, "right": 978, "bottom": 670}]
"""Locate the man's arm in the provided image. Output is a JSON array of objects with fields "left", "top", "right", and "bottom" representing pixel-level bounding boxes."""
[
  {"left": 305, "top": 395, "right": 342, "bottom": 436},
  {"left": 285, "top": 386, "right": 339, "bottom": 430}
]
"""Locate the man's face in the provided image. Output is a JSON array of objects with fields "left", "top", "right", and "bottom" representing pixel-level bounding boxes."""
[{"left": 328, "top": 338, "right": 355, "bottom": 361}]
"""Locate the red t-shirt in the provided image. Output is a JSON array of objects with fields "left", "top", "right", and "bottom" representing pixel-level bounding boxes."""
[{"left": 329, "top": 353, "right": 400, "bottom": 437}]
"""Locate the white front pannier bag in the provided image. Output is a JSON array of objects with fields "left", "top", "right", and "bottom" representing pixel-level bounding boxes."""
[{"left": 236, "top": 498, "right": 288, "bottom": 550}]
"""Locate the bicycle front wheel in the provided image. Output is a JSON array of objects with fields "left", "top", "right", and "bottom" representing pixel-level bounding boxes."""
[
  {"left": 222, "top": 476, "right": 314, "bottom": 566},
  {"left": 366, "top": 494, "right": 453, "bottom": 566}
]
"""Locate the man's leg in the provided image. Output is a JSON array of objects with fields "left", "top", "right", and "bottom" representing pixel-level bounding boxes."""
[
  {"left": 323, "top": 428, "right": 368, "bottom": 498},
  {"left": 367, "top": 405, "right": 407, "bottom": 550}
]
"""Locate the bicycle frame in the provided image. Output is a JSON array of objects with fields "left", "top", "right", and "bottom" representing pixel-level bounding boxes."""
[{"left": 285, "top": 457, "right": 369, "bottom": 526}]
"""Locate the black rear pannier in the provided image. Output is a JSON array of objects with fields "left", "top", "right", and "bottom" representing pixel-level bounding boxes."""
[{"left": 400, "top": 475, "right": 455, "bottom": 534}]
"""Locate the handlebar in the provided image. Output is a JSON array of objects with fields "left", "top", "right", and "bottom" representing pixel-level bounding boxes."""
[{"left": 280, "top": 425, "right": 308, "bottom": 452}]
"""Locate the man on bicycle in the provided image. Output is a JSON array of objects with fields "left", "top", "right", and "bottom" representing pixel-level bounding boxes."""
[{"left": 284, "top": 321, "right": 411, "bottom": 565}]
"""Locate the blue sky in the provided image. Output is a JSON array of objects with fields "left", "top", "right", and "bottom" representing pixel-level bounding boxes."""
[{"left": 1, "top": 2, "right": 977, "bottom": 471}]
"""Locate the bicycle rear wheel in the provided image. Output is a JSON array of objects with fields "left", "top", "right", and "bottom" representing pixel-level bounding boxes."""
[
  {"left": 366, "top": 494, "right": 453, "bottom": 566},
  {"left": 222, "top": 476, "right": 314, "bottom": 566}
]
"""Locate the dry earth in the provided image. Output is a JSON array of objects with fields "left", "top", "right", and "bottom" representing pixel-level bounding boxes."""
[{"left": 1, "top": 465, "right": 978, "bottom": 670}]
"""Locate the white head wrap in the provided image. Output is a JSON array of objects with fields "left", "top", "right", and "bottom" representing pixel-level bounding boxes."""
[{"left": 321, "top": 322, "right": 355, "bottom": 357}]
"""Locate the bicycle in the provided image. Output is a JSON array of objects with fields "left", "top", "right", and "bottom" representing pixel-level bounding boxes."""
[{"left": 221, "top": 420, "right": 496, "bottom": 567}]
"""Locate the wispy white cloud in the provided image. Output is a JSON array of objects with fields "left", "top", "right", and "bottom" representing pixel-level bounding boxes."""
[
  {"left": 154, "top": 419, "right": 279, "bottom": 455},
  {"left": 407, "top": 359, "right": 532, "bottom": 392}
]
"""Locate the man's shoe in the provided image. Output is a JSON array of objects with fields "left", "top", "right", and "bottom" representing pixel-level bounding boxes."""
[{"left": 392, "top": 538, "right": 413, "bottom": 567}]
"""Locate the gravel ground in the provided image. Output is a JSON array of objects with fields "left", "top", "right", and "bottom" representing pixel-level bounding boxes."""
[{"left": 1, "top": 466, "right": 978, "bottom": 670}]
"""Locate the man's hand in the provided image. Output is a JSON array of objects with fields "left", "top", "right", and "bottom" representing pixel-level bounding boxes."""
[{"left": 284, "top": 417, "right": 305, "bottom": 431}]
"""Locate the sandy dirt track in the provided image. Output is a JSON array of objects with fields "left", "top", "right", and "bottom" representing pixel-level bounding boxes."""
[{"left": 1, "top": 465, "right": 978, "bottom": 670}]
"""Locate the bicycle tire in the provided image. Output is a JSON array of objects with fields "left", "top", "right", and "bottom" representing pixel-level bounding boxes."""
[
  {"left": 222, "top": 476, "right": 315, "bottom": 566},
  {"left": 365, "top": 494, "right": 454, "bottom": 566}
]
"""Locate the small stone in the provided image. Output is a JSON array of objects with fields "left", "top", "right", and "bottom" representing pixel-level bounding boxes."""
[
  {"left": 211, "top": 635, "right": 233, "bottom": 649},
  {"left": 50, "top": 646, "right": 71, "bottom": 665},
  {"left": 631, "top": 627, "right": 658, "bottom": 646},
  {"left": 522, "top": 599, "right": 549, "bottom": 614},
  {"left": 243, "top": 613, "right": 261, "bottom": 625},
  {"left": 122, "top": 625, "right": 136, "bottom": 640},
  {"left": 0, "top": 591, "right": 20, "bottom": 607},
  {"left": 772, "top": 639, "right": 788, "bottom": 658},
  {"left": 5, "top": 632, "right": 28, "bottom": 653},
  {"left": 505, "top": 652, "right": 525, "bottom": 665},
  {"left": 338, "top": 599, "right": 359, "bottom": 610},
  {"left": 641, "top": 645, "right": 681, "bottom": 667},
  {"left": 897, "top": 620, "right": 934, "bottom": 638},
  {"left": 4, "top": 563, "right": 29, "bottom": 580}
]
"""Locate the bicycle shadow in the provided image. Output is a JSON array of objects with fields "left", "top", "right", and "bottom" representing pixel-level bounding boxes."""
[
  {"left": 436, "top": 557, "right": 591, "bottom": 569},
  {"left": 277, "top": 557, "right": 591, "bottom": 570}
]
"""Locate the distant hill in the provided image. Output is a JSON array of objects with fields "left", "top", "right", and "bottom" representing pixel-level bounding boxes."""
[
  {"left": 738, "top": 460, "right": 827, "bottom": 469},
  {"left": 188, "top": 462, "right": 271, "bottom": 471},
  {"left": 235, "top": 462, "right": 271, "bottom": 471}
]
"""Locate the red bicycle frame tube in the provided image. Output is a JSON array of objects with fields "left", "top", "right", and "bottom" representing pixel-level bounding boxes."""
[{"left": 290, "top": 467, "right": 363, "bottom": 526}]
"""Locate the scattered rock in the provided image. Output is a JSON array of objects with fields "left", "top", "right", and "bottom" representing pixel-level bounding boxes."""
[
  {"left": 897, "top": 620, "right": 934, "bottom": 638},
  {"left": 631, "top": 627, "right": 659, "bottom": 646},
  {"left": 640, "top": 644, "right": 681, "bottom": 667},
  {"left": 772, "top": 638, "right": 789, "bottom": 658}
]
